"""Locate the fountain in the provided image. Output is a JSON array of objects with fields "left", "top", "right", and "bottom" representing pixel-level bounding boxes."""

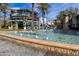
[
  {"left": 14, "top": 31, "right": 17, "bottom": 34},
  {"left": 35, "top": 35, "right": 38, "bottom": 38},
  {"left": 20, "top": 33, "right": 22, "bottom": 36},
  {"left": 46, "top": 37, "right": 48, "bottom": 40}
]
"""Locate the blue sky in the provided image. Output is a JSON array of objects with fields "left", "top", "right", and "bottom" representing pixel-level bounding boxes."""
[
  {"left": 10, "top": 3, "right": 32, "bottom": 9},
  {"left": 9, "top": 3, "right": 79, "bottom": 21}
]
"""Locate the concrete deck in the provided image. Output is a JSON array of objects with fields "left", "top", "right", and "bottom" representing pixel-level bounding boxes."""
[{"left": 0, "top": 37, "right": 46, "bottom": 56}]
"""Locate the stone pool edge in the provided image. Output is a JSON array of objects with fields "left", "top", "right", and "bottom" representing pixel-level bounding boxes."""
[{"left": 0, "top": 33, "right": 79, "bottom": 55}]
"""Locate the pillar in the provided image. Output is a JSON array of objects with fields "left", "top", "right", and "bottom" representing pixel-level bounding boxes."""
[
  {"left": 38, "top": 19, "right": 40, "bottom": 30},
  {"left": 23, "top": 21, "right": 26, "bottom": 31},
  {"left": 63, "top": 15, "right": 69, "bottom": 30},
  {"left": 15, "top": 21, "right": 18, "bottom": 30},
  {"left": 23, "top": 17, "right": 26, "bottom": 31}
]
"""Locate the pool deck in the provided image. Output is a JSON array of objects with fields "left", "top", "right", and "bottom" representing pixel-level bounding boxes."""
[
  {"left": 0, "top": 38, "right": 46, "bottom": 56},
  {"left": 0, "top": 32, "right": 79, "bottom": 55}
]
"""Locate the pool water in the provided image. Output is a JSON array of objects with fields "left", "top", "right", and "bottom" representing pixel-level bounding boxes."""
[{"left": 6, "top": 30, "right": 79, "bottom": 45}]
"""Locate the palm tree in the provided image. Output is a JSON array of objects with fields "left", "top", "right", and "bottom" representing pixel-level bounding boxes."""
[
  {"left": 31, "top": 3, "right": 35, "bottom": 31},
  {"left": 37, "top": 3, "right": 49, "bottom": 30},
  {"left": 56, "top": 7, "right": 78, "bottom": 29},
  {"left": 0, "top": 3, "right": 9, "bottom": 28}
]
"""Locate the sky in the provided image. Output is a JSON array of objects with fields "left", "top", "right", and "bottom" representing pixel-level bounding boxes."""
[{"left": 9, "top": 3, "right": 79, "bottom": 21}]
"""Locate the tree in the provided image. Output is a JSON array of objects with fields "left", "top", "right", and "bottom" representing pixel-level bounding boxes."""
[
  {"left": 0, "top": 3, "right": 9, "bottom": 28},
  {"left": 56, "top": 7, "right": 78, "bottom": 29},
  {"left": 37, "top": 3, "right": 50, "bottom": 30},
  {"left": 31, "top": 3, "right": 35, "bottom": 30},
  {"left": 56, "top": 11, "right": 65, "bottom": 28}
]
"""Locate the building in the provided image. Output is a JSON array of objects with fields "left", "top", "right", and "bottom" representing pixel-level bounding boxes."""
[
  {"left": 39, "top": 17, "right": 47, "bottom": 29},
  {"left": 69, "top": 14, "right": 79, "bottom": 30},
  {"left": 9, "top": 8, "right": 39, "bottom": 30},
  {"left": 58, "top": 14, "right": 79, "bottom": 30}
]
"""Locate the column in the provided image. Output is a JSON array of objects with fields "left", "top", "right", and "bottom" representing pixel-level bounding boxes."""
[
  {"left": 15, "top": 21, "right": 18, "bottom": 30},
  {"left": 38, "top": 20, "right": 40, "bottom": 30},
  {"left": 23, "top": 17, "right": 26, "bottom": 31},
  {"left": 63, "top": 15, "right": 69, "bottom": 30}
]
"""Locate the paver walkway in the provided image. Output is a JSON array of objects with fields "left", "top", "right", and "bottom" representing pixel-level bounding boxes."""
[
  {"left": 0, "top": 37, "right": 68, "bottom": 56},
  {"left": 0, "top": 37, "right": 46, "bottom": 56}
]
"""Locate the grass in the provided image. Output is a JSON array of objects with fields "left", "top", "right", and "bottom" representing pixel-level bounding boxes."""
[
  {"left": 0, "top": 28, "right": 23, "bottom": 32},
  {"left": 0, "top": 28, "right": 40, "bottom": 32}
]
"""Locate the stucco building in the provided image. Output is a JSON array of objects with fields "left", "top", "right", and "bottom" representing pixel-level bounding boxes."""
[{"left": 9, "top": 8, "right": 39, "bottom": 30}]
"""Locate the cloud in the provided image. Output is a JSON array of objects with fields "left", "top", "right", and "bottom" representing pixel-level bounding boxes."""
[{"left": 10, "top": 7, "right": 21, "bottom": 9}]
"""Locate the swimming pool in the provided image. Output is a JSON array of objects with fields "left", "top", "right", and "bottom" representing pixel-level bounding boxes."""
[{"left": 6, "top": 30, "right": 79, "bottom": 45}]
